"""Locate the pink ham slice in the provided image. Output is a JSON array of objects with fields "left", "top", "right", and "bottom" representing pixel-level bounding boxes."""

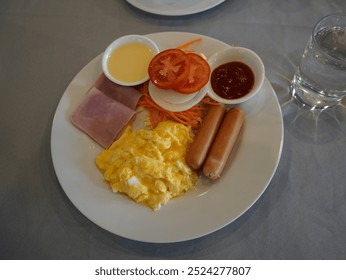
[
  {"left": 94, "top": 73, "right": 142, "bottom": 110},
  {"left": 71, "top": 85, "right": 141, "bottom": 148}
]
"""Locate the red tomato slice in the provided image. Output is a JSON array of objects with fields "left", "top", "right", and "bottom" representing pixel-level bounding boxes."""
[
  {"left": 148, "top": 49, "right": 190, "bottom": 89},
  {"left": 174, "top": 53, "right": 211, "bottom": 94}
]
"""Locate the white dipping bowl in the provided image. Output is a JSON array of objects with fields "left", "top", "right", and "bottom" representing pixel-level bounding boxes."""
[
  {"left": 206, "top": 47, "right": 265, "bottom": 104},
  {"left": 102, "top": 35, "right": 160, "bottom": 86}
]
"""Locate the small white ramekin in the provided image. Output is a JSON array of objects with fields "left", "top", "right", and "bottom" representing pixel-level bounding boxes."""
[
  {"left": 206, "top": 47, "right": 265, "bottom": 104},
  {"left": 102, "top": 34, "right": 159, "bottom": 86}
]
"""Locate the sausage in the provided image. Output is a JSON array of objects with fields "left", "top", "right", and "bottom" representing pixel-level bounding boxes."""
[
  {"left": 185, "top": 104, "right": 226, "bottom": 170},
  {"left": 202, "top": 107, "right": 244, "bottom": 179}
]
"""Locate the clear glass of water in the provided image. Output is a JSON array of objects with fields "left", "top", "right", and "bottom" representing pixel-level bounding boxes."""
[{"left": 290, "top": 13, "right": 346, "bottom": 110}]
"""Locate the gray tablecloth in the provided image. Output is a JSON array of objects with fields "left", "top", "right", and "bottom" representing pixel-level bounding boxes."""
[{"left": 1, "top": 0, "right": 346, "bottom": 259}]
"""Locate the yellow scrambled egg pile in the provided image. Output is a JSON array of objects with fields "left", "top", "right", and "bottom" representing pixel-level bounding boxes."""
[{"left": 96, "top": 121, "right": 198, "bottom": 211}]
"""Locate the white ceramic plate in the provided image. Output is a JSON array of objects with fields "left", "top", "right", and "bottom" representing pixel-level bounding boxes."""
[
  {"left": 126, "top": 0, "right": 226, "bottom": 16},
  {"left": 51, "top": 32, "right": 283, "bottom": 243}
]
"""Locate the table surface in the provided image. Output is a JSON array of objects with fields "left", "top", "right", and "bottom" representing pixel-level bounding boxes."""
[{"left": 1, "top": 0, "right": 346, "bottom": 260}]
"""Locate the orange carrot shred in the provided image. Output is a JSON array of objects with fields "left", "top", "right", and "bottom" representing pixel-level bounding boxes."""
[
  {"left": 138, "top": 80, "right": 220, "bottom": 129},
  {"left": 176, "top": 38, "right": 202, "bottom": 50}
]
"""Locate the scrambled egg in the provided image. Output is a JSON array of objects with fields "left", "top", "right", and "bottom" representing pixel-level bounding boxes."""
[{"left": 96, "top": 121, "right": 198, "bottom": 211}]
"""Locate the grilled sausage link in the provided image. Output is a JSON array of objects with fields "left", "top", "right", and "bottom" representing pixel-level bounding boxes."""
[
  {"left": 185, "top": 104, "right": 226, "bottom": 170},
  {"left": 202, "top": 107, "right": 244, "bottom": 179}
]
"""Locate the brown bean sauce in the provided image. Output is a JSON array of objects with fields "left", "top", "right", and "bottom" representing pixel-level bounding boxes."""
[{"left": 210, "top": 61, "right": 254, "bottom": 99}]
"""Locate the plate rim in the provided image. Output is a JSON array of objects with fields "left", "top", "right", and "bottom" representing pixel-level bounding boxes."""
[{"left": 126, "top": 0, "right": 226, "bottom": 16}]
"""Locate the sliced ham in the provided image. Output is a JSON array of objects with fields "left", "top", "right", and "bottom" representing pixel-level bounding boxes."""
[
  {"left": 94, "top": 73, "right": 142, "bottom": 110},
  {"left": 71, "top": 87, "right": 138, "bottom": 148}
]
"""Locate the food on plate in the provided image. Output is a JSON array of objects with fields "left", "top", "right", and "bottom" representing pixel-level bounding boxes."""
[
  {"left": 203, "top": 107, "right": 244, "bottom": 179},
  {"left": 71, "top": 35, "right": 247, "bottom": 212},
  {"left": 138, "top": 81, "right": 219, "bottom": 129},
  {"left": 71, "top": 74, "right": 142, "bottom": 148},
  {"left": 96, "top": 121, "right": 198, "bottom": 211},
  {"left": 148, "top": 48, "right": 210, "bottom": 94},
  {"left": 185, "top": 104, "right": 226, "bottom": 170},
  {"left": 173, "top": 53, "right": 211, "bottom": 94},
  {"left": 210, "top": 61, "right": 254, "bottom": 99},
  {"left": 148, "top": 48, "right": 190, "bottom": 90},
  {"left": 107, "top": 42, "right": 155, "bottom": 83},
  {"left": 94, "top": 73, "right": 143, "bottom": 110},
  {"left": 71, "top": 87, "right": 140, "bottom": 148}
]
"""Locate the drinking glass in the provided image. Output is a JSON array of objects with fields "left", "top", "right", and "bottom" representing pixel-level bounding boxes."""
[{"left": 290, "top": 13, "right": 346, "bottom": 110}]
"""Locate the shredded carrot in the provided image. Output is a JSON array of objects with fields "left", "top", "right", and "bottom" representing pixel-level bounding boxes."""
[
  {"left": 138, "top": 81, "right": 219, "bottom": 129},
  {"left": 176, "top": 37, "right": 203, "bottom": 50}
]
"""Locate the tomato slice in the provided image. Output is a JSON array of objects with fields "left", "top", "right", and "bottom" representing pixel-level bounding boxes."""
[
  {"left": 148, "top": 49, "right": 190, "bottom": 89},
  {"left": 174, "top": 53, "right": 211, "bottom": 94}
]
